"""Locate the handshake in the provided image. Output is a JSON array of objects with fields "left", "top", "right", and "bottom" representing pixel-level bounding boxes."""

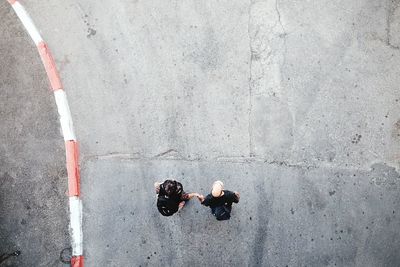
[
  {"left": 187, "top": 191, "right": 240, "bottom": 203},
  {"left": 155, "top": 179, "right": 240, "bottom": 221}
]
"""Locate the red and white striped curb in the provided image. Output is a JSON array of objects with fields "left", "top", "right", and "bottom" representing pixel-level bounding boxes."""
[{"left": 7, "top": 1, "right": 84, "bottom": 266}]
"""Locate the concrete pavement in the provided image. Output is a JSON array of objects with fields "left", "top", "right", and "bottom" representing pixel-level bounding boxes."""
[
  {"left": 82, "top": 158, "right": 400, "bottom": 266},
  {"left": 2, "top": 0, "right": 400, "bottom": 266}
]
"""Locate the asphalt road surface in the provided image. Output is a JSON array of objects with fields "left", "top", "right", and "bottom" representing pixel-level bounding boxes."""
[
  {"left": 0, "top": 2, "right": 69, "bottom": 266},
  {"left": 2, "top": 0, "right": 400, "bottom": 266}
]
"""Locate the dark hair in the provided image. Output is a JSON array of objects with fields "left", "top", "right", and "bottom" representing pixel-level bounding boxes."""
[{"left": 163, "top": 180, "right": 177, "bottom": 196}]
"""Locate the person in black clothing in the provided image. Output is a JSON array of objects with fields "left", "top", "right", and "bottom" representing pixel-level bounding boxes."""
[
  {"left": 154, "top": 179, "right": 199, "bottom": 216},
  {"left": 198, "top": 180, "right": 240, "bottom": 220}
]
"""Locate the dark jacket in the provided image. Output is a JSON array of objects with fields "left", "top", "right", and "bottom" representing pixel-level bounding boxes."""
[
  {"left": 157, "top": 180, "right": 188, "bottom": 216},
  {"left": 201, "top": 190, "right": 239, "bottom": 211}
]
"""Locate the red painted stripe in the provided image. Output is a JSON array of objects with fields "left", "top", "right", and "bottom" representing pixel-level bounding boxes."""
[
  {"left": 65, "top": 141, "right": 80, "bottom": 196},
  {"left": 71, "top": 256, "right": 84, "bottom": 267},
  {"left": 7, "top": 0, "right": 17, "bottom": 4},
  {"left": 37, "top": 41, "right": 63, "bottom": 91}
]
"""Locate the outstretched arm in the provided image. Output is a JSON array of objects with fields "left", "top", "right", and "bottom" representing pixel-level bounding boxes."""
[
  {"left": 178, "top": 193, "right": 200, "bottom": 211},
  {"left": 178, "top": 201, "right": 186, "bottom": 211},
  {"left": 187, "top": 192, "right": 200, "bottom": 199},
  {"left": 233, "top": 191, "right": 240, "bottom": 203},
  {"left": 197, "top": 194, "right": 206, "bottom": 204},
  {"left": 181, "top": 192, "right": 200, "bottom": 200},
  {"left": 154, "top": 182, "right": 161, "bottom": 194}
]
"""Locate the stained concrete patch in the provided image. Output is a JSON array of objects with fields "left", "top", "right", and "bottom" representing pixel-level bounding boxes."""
[{"left": 369, "top": 163, "right": 400, "bottom": 188}]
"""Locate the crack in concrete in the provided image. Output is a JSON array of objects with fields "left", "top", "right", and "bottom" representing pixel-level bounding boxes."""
[
  {"left": 81, "top": 152, "right": 384, "bottom": 172},
  {"left": 85, "top": 152, "right": 143, "bottom": 160},
  {"left": 275, "top": 0, "right": 284, "bottom": 32},
  {"left": 274, "top": 0, "right": 295, "bottom": 147},
  {"left": 82, "top": 152, "right": 316, "bottom": 169},
  {"left": 386, "top": 0, "right": 400, "bottom": 50},
  {"left": 247, "top": 0, "right": 255, "bottom": 158},
  {"left": 275, "top": 0, "right": 288, "bottom": 69},
  {"left": 153, "top": 148, "right": 179, "bottom": 158},
  {"left": 265, "top": 160, "right": 317, "bottom": 170},
  {"left": 247, "top": 0, "right": 292, "bottom": 159}
]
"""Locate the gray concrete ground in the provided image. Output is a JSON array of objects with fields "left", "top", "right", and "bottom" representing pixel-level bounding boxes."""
[
  {"left": 3, "top": 0, "right": 400, "bottom": 266},
  {"left": 0, "top": 2, "right": 69, "bottom": 266}
]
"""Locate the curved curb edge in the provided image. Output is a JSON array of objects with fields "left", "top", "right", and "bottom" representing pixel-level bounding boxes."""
[{"left": 7, "top": 1, "right": 84, "bottom": 266}]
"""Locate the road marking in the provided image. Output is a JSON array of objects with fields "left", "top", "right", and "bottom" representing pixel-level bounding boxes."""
[
  {"left": 69, "top": 197, "right": 83, "bottom": 256},
  {"left": 54, "top": 90, "right": 76, "bottom": 141},
  {"left": 10, "top": 1, "right": 43, "bottom": 45},
  {"left": 8, "top": 1, "right": 84, "bottom": 266},
  {"left": 37, "top": 41, "right": 63, "bottom": 90},
  {"left": 66, "top": 141, "right": 80, "bottom": 196}
]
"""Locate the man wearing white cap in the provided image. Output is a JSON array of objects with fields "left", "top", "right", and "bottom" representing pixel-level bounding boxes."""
[{"left": 197, "top": 181, "right": 240, "bottom": 221}]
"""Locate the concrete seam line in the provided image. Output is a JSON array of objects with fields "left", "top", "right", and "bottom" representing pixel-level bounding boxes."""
[{"left": 8, "top": 1, "right": 84, "bottom": 266}]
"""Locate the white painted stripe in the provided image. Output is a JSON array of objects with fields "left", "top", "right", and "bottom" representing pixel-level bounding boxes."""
[
  {"left": 54, "top": 90, "right": 76, "bottom": 141},
  {"left": 10, "top": 1, "right": 83, "bottom": 260},
  {"left": 69, "top": 196, "right": 83, "bottom": 256},
  {"left": 12, "top": 2, "right": 43, "bottom": 45}
]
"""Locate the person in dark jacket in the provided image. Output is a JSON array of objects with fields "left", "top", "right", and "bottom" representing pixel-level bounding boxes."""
[
  {"left": 154, "top": 179, "right": 198, "bottom": 216},
  {"left": 197, "top": 180, "right": 240, "bottom": 220}
]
